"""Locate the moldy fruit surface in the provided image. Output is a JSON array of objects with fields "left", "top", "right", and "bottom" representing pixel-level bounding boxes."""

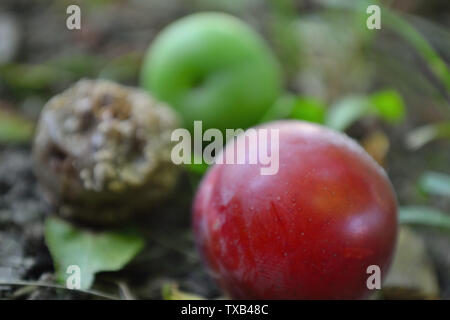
[{"left": 33, "top": 79, "right": 180, "bottom": 224}]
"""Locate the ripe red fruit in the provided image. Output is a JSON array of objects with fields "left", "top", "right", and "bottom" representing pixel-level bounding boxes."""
[{"left": 193, "top": 120, "right": 397, "bottom": 299}]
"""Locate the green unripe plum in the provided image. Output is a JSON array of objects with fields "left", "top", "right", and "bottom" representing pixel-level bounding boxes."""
[{"left": 141, "top": 12, "right": 282, "bottom": 133}]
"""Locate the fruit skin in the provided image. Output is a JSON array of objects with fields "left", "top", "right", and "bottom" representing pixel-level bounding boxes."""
[
  {"left": 141, "top": 12, "right": 282, "bottom": 133},
  {"left": 193, "top": 120, "right": 397, "bottom": 299}
]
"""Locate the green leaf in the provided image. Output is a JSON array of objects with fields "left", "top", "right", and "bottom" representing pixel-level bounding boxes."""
[
  {"left": 185, "top": 151, "right": 209, "bottom": 176},
  {"left": 325, "top": 96, "right": 370, "bottom": 131},
  {"left": 0, "top": 63, "right": 65, "bottom": 91},
  {"left": 186, "top": 162, "right": 209, "bottom": 176},
  {"left": 99, "top": 52, "right": 143, "bottom": 82},
  {"left": 260, "top": 94, "right": 296, "bottom": 122},
  {"left": 48, "top": 54, "right": 105, "bottom": 77},
  {"left": 162, "top": 283, "right": 205, "bottom": 300},
  {"left": 261, "top": 94, "right": 325, "bottom": 124},
  {"left": 0, "top": 109, "right": 34, "bottom": 143},
  {"left": 45, "top": 217, "right": 145, "bottom": 289},
  {"left": 290, "top": 97, "right": 326, "bottom": 124},
  {"left": 369, "top": 90, "right": 405, "bottom": 124},
  {"left": 326, "top": 90, "right": 405, "bottom": 131},
  {"left": 418, "top": 171, "right": 450, "bottom": 197},
  {"left": 399, "top": 206, "right": 450, "bottom": 231}
]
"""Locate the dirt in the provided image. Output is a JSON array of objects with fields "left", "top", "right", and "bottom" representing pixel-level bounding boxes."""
[{"left": 0, "top": 144, "right": 221, "bottom": 299}]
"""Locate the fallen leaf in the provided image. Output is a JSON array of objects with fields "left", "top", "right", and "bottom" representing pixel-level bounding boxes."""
[
  {"left": 361, "top": 131, "right": 390, "bottom": 166},
  {"left": 382, "top": 226, "right": 439, "bottom": 299},
  {"left": 45, "top": 217, "right": 145, "bottom": 289}
]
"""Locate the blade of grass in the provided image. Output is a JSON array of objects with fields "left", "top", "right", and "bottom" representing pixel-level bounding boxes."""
[
  {"left": 399, "top": 206, "right": 450, "bottom": 231},
  {"left": 418, "top": 171, "right": 450, "bottom": 197},
  {"left": 383, "top": 10, "right": 450, "bottom": 94},
  {"left": 405, "top": 122, "right": 450, "bottom": 150},
  {"left": 318, "top": 0, "right": 450, "bottom": 102}
]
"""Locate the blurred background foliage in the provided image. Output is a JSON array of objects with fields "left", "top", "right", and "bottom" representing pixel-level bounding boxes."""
[{"left": 0, "top": 0, "right": 449, "bottom": 299}]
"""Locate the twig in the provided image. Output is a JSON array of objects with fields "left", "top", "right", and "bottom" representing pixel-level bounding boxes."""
[{"left": 0, "top": 280, "right": 119, "bottom": 300}]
